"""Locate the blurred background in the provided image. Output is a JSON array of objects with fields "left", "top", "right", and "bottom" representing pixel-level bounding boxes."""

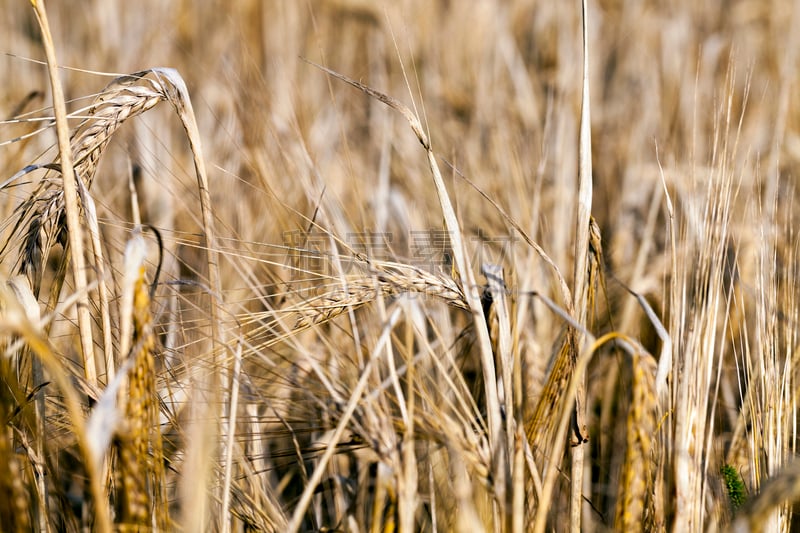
[{"left": 2, "top": 0, "right": 797, "bottom": 283}]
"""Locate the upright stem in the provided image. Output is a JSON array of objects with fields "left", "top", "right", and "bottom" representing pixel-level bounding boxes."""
[
  {"left": 30, "top": 2, "right": 104, "bottom": 529},
  {"left": 571, "top": 0, "right": 594, "bottom": 530},
  {"left": 30, "top": 0, "right": 97, "bottom": 387}
]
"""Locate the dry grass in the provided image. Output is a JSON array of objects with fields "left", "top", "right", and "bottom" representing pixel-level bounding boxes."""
[{"left": 2, "top": 0, "right": 800, "bottom": 531}]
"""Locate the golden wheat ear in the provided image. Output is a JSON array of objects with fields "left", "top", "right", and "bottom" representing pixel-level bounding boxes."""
[
  {"left": 1, "top": 51, "right": 221, "bottom": 527},
  {"left": 114, "top": 231, "right": 169, "bottom": 529},
  {"left": 2, "top": 69, "right": 177, "bottom": 293},
  {"left": 614, "top": 351, "right": 660, "bottom": 532}
]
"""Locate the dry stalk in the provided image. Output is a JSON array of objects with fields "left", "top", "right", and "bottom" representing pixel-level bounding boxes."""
[
  {"left": 29, "top": 0, "right": 97, "bottom": 387},
  {"left": 483, "top": 263, "right": 518, "bottom": 530},
  {"left": 78, "top": 184, "right": 114, "bottom": 381},
  {"left": 398, "top": 308, "right": 418, "bottom": 533},
  {"left": 220, "top": 341, "right": 243, "bottom": 533},
  {"left": 570, "top": 1, "right": 595, "bottom": 530}
]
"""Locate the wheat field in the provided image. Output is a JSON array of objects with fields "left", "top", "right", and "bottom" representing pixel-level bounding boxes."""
[{"left": 1, "top": 1, "right": 799, "bottom": 531}]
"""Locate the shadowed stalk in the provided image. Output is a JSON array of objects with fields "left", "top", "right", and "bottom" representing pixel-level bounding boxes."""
[
  {"left": 286, "top": 307, "right": 402, "bottom": 532},
  {"left": 0, "top": 280, "right": 110, "bottom": 532},
  {"left": 79, "top": 184, "right": 114, "bottom": 382}
]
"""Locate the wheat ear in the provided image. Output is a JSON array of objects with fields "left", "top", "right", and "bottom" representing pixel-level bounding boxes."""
[{"left": 615, "top": 352, "right": 660, "bottom": 531}]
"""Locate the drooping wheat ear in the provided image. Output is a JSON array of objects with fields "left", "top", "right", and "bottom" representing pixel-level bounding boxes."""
[
  {"left": 525, "top": 337, "right": 572, "bottom": 450},
  {"left": 526, "top": 220, "right": 603, "bottom": 471},
  {"left": 2, "top": 70, "right": 166, "bottom": 293},
  {"left": 527, "top": 218, "right": 604, "bottom": 531},
  {"left": 293, "top": 262, "right": 467, "bottom": 327},
  {"left": 245, "top": 260, "right": 468, "bottom": 344},
  {"left": 116, "top": 234, "right": 168, "bottom": 530},
  {"left": 615, "top": 351, "right": 659, "bottom": 532}
]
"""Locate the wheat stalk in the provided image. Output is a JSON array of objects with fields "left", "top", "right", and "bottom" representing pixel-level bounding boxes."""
[{"left": 567, "top": 2, "right": 595, "bottom": 529}]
